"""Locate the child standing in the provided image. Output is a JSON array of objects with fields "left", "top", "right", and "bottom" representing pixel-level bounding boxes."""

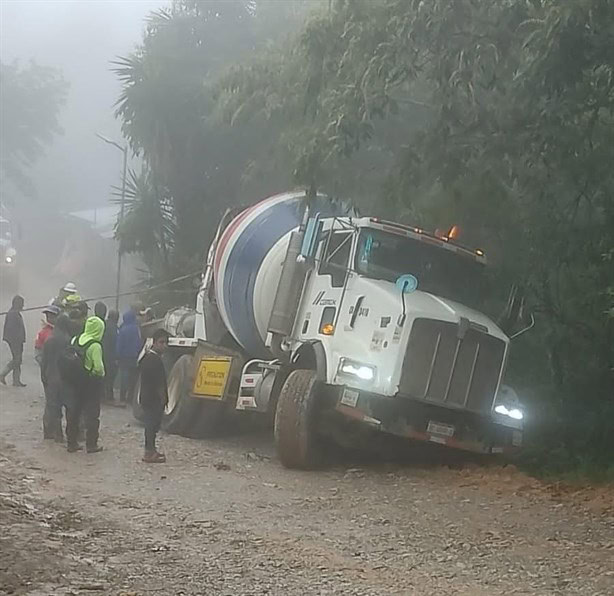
[{"left": 139, "top": 329, "right": 170, "bottom": 463}]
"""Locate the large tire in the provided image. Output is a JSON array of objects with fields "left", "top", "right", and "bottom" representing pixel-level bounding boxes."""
[
  {"left": 131, "top": 375, "right": 145, "bottom": 424},
  {"left": 274, "top": 369, "right": 323, "bottom": 470},
  {"left": 162, "top": 354, "right": 203, "bottom": 436}
]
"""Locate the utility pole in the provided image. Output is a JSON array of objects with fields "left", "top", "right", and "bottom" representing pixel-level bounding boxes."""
[{"left": 96, "top": 133, "right": 128, "bottom": 310}]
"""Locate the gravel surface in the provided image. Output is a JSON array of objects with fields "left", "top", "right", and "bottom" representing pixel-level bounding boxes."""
[{"left": 0, "top": 364, "right": 613, "bottom": 595}]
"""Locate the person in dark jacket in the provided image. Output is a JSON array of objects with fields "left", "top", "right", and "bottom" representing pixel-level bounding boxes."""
[
  {"left": 41, "top": 313, "right": 72, "bottom": 441},
  {"left": 139, "top": 329, "right": 170, "bottom": 463},
  {"left": 1, "top": 295, "right": 26, "bottom": 387},
  {"left": 102, "top": 309, "right": 119, "bottom": 403},
  {"left": 116, "top": 308, "right": 142, "bottom": 405},
  {"left": 94, "top": 301, "right": 107, "bottom": 321}
]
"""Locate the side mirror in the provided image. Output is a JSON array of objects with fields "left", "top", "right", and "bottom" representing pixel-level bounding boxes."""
[
  {"left": 498, "top": 285, "right": 535, "bottom": 338},
  {"left": 300, "top": 214, "right": 323, "bottom": 260},
  {"left": 396, "top": 274, "right": 418, "bottom": 294}
]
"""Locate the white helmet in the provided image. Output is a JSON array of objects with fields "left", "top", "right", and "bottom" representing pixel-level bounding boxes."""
[{"left": 63, "top": 282, "right": 77, "bottom": 294}]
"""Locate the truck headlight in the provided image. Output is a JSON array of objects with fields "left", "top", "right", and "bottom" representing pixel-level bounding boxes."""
[
  {"left": 5, "top": 255, "right": 13, "bottom": 264},
  {"left": 338, "top": 358, "right": 376, "bottom": 382},
  {"left": 494, "top": 404, "right": 524, "bottom": 420}
]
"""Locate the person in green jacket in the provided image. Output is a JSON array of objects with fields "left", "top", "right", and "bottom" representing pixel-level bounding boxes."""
[{"left": 65, "top": 316, "right": 105, "bottom": 453}]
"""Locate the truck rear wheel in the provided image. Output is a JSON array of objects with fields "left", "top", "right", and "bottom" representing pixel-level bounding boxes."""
[
  {"left": 131, "top": 375, "right": 145, "bottom": 424},
  {"left": 274, "top": 369, "right": 323, "bottom": 470},
  {"left": 162, "top": 354, "right": 203, "bottom": 436}
]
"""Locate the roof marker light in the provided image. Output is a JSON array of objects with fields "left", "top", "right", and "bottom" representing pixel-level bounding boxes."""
[{"left": 448, "top": 225, "right": 460, "bottom": 240}]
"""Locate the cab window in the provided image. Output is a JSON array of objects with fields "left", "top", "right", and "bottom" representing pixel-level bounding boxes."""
[{"left": 319, "top": 232, "right": 352, "bottom": 288}]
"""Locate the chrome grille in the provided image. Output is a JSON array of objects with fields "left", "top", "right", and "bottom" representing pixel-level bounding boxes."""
[{"left": 398, "top": 318, "right": 505, "bottom": 414}]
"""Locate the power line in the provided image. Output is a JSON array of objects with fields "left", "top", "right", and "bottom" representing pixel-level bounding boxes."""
[{"left": 0, "top": 271, "right": 201, "bottom": 317}]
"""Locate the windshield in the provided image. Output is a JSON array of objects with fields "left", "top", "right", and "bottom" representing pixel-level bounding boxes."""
[{"left": 356, "top": 228, "right": 488, "bottom": 311}]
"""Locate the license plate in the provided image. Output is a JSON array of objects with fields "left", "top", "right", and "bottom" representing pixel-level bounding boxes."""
[
  {"left": 192, "top": 357, "right": 231, "bottom": 399},
  {"left": 427, "top": 421, "right": 455, "bottom": 438},
  {"left": 340, "top": 389, "right": 359, "bottom": 408}
]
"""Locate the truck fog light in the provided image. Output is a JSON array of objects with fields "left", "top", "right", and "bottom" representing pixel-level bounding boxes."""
[
  {"left": 5, "top": 256, "right": 12, "bottom": 264},
  {"left": 338, "top": 358, "right": 376, "bottom": 382}
]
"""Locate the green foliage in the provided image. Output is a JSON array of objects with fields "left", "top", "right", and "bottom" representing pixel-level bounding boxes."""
[
  {"left": 114, "top": 0, "right": 320, "bottom": 278},
  {"left": 119, "top": 0, "right": 614, "bottom": 476},
  {"left": 223, "top": 0, "right": 614, "bottom": 473},
  {"left": 0, "top": 61, "right": 68, "bottom": 197},
  {"left": 112, "top": 169, "right": 175, "bottom": 275}
]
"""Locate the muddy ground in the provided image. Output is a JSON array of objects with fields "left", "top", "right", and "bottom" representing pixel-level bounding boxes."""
[{"left": 0, "top": 358, "right": 613, "bottom": 596}]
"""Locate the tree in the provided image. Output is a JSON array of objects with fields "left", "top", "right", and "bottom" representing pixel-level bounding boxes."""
[
  {"left": 112, "top": 169, "right": 175, "bottom": 276},
  {"left": 0, "top": 61, "right": 68, "bottom": 197},
  {"left": 114, "top": 0, "right": 320, "bottom": 277}
]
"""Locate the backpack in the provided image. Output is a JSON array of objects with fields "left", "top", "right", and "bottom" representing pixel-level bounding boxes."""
[{"left": 58, "top": 336, "right": 100, "bottom": 384}]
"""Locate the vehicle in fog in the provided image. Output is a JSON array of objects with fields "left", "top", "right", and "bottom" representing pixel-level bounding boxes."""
[
  {"left": 0, "top": 206, "right": 19, "bottom": 292},
  {"left": 136, "top": 191, "right": 531, "bottom": 469}
]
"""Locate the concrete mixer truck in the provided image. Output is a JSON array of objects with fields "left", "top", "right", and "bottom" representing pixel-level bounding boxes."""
[{"left": 141, "top": 190, "right": 531, "bottom": 469}]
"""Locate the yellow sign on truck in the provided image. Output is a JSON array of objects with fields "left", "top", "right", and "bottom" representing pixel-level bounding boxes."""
[{"left": 192, "top": 357, "right": 231, "bottom": 399}]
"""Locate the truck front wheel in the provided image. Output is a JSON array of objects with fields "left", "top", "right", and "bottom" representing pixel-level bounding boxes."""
[
  {"left": 162, "top": 354, "right": 202, "bottom": 436},
  {"left": 274, "top": 369, "right": 323, "bottom": 470}
]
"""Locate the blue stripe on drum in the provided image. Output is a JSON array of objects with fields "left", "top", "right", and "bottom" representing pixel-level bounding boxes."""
[
  {"left": 222, "top": 199, "right": 303, "bottom": 357},
  {"left": 221, "top": 195, "right": 338, "bottom": 358}
]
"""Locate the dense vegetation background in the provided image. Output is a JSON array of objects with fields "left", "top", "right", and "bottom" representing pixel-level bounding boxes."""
[{"left": 114, "top": 0, "right": 613, "bottom": 479}]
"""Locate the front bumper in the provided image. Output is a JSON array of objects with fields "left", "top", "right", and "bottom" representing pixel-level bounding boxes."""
[{"left": 333, "top": 387, "right": 522, "bottom": 455}]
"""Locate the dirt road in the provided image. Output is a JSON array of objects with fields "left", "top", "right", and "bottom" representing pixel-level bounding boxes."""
[{"left": 0, "top": 363, "right": 613, "bottom": 595}]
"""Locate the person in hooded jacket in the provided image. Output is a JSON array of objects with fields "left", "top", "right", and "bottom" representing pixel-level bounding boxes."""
[
  {"left": 34, "top": 305, "right": 60, "bottom": 367},
  {"left": 65, "top": 316, "right": 105, "bottom": 453},
  {"left": 116, "top": 309, "right": 142, "bottom": 405},
  {"left": 41, "top": 313, "right": 72, "bottom": 442},
  {"left": 102, "top": 309, "right": 119, "bottom": 403},
  {"left": 1, "top": 295, "right": 26, "bottom": 387}
]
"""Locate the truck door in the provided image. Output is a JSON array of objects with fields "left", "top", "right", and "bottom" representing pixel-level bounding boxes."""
[{"left": 296, "top": 230, "right": 353, "bottom": 340}]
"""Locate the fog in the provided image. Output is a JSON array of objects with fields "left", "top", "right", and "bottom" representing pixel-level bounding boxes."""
[
  {"left": 1, "top": 0, "right": 164, "bottom": 310},
  {"left": 1, "top": 0, "right": 163, "bottom": 210}
]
